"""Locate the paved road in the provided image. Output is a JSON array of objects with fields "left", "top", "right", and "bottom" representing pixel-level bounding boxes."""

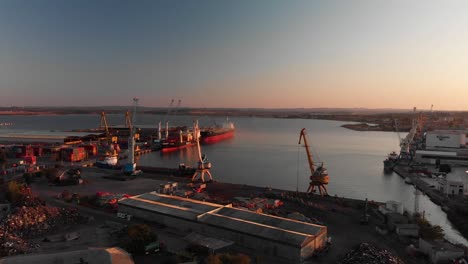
[{"left": 43, "top": 196, "right": 190, "bottom": 254}]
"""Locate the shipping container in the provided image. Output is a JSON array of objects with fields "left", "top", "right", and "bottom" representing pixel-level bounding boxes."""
[
  {"left": 80, "top": 144, "right": 98, "bottom": 156},
  {"left": 32, "top": 146, "right": 43, "bottom": 157},
  {"left": 12, "top": 145, "right": 34, "bottom": 158},
  {"left": 61, "top": 147, "right": 87, "bottom": 162},
  {"left": 23, "top": 155, "right": 36, "bottom": 165}
]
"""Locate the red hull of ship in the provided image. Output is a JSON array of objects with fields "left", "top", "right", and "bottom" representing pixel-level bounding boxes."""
[
  {"left": 201, "top": 131, "right": 234, "bottom": 144},
  {"left": 161, "top": 142, "right": 195, "bottom": 153}
]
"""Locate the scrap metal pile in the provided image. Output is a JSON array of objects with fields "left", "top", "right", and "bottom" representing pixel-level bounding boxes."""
[
  {"left": 338, "top": 243, "right": 404, "bottom": 264},
  {"left": 4, "top": 206, "right": 81, "bottom": 238},
  {"left": 0, "top": 189, "right": 83, "bottom": 257}
]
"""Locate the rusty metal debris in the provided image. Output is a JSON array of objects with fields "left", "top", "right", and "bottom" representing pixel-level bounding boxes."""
[{"left": 338, "top": 243, "right": 404, "bottom": 264}]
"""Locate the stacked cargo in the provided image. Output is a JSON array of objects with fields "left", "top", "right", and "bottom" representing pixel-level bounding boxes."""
[
  {"left": 23, "top": 156, "right": 36, "bottom": 165},
  {"left": 60, "top": 147, "right": 86, "bottom": 162},
  {"left": 32, "top": 146, "right": 43, "bottom": 157},
  {"left": 80, "top": 144, "right": 97, "bottom": 157},
  {"left": 11, "top": 145, "right": 34, "bottom": 158}
]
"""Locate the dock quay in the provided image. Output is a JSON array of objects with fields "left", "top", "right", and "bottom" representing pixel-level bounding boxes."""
[
  {"left": 392, "top": 165, "right": 448, "bottom": 206},
  {"left": 392, "top": 165, "right": 468, "bottom": 241}
]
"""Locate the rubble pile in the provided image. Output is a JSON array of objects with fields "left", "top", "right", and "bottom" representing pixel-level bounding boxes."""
[
  {"left": 0, "top": 189, "right": 83, "bottom": 257},
  {"left": 339, "top": 243, "right": 404, "bottom": 264},
  {"left": 11, "top": 185, "right": 44, "bottom": 208},
  {"left": 4, "top": 206, "right": 82, "bottom": 238},
  {"left": 0, "top": 230, "right": 36, "bottom": 256}
]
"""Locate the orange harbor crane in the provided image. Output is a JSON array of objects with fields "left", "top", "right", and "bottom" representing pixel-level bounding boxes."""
[{"left": 299, "top": 128, "right": 329, "bottom": 196}]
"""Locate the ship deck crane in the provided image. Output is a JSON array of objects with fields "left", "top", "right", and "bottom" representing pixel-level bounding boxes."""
[
  {"left": 299, "top": 128, "right": 329, "bottom": 196},
  {"left": 192, "top": 120, "right": 213, "bottom": 183}
]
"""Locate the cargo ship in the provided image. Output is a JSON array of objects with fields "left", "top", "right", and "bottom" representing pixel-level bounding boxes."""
[
  {"left": 160, "top": 130, "right": 195, "bottom": 153},
  {"left": 200, "top": 120, "right": 235, "bottom": 144}
]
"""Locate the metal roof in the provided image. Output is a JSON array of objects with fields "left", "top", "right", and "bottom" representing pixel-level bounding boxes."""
[
  {"left": 214, "top": 207, "right": 323, "bottom": 236},
  {"left": 118, "top": 192, "right": 223, "bottom": 220},
  {"left": 199, "top": 212, "right": 318, "bottom": 247},
  {"left": 118, "top": 192, "right": 326, "bottom": 248},
  {"left": 184, "top": 232, "right": 234, "bottom": 251}
]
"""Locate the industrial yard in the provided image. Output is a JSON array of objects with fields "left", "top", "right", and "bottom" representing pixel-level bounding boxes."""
[
  {"left": 1, "top": 106, "right": 468, "bottom": 263},
  {"left": 2, "top": 157, "right": 463, "bottom": 263}
]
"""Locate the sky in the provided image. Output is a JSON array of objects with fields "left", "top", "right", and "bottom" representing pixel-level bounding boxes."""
[{"left": 0, "top": 0, "right": 468, "bottom": 110}]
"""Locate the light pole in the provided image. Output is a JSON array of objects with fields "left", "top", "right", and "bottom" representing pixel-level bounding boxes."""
[{"left": 465, "top": 171, "right": 468, "bottom": 196}]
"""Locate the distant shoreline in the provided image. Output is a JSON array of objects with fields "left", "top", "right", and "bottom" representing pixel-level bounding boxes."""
[
  {"left": 0, "top": 111, "right": 58, "bottom": 116},
  {"left": 1, "top": 109, "right": 464, "bottom": 132}
]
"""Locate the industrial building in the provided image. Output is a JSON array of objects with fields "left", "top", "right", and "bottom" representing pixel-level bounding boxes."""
[
  {"left": 419, "top": 238, "right": 464, "bottom": 264},
  {"left": 118, "top": 192, "right": 328, "bottom": 262},
  {"left": 413, "top": 130, "right": 468, "bottom": 165},
  {"left": 425, "top": 130, "right": 468, "bottom": 149},
  {"left": 413, "top": 150, "right": 468, "bottom": 166},
  {"left": 437, "top": 172, "right": 468, "bottom": 196}
]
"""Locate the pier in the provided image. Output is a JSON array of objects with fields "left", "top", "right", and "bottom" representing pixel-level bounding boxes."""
[
  {"left": 392, "top": 165, "right": 448, "bottom": 206},
  {"left": 393, "top": 164, "right": 468, "bottom": 241}
]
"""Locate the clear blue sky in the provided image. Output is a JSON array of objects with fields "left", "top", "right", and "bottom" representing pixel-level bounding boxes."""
[{"left": 1, "top": 0, "right": 468, "bottom": 110}]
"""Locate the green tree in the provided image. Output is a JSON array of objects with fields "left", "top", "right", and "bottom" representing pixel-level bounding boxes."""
[
  {"left": 416, "top": 216, "right": 445, "bottom": 240},
  {"left": 0, "top": 148, "right": 7, "bottom": 170},
  {"left": 205, "top": 254, "right": 251, "bottom": 264},
  {"left": 119, "top": 224, "right": 157, "bottom": 254},
  {"left": 23, "top": 173, "right": 32, "bottom": 185},
  {"left": 6, "top": 181, "right": 24, "bottom": 202}
]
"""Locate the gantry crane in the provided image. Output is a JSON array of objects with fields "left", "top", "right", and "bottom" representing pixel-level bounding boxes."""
[
  {"left": 192, "top": 120, "right": 213, "bottom": 182},
  {"left": 299, "top": 128, "right": 329, "bottom": 196}
]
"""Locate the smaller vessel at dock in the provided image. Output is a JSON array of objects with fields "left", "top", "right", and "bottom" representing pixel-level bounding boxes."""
[
  {"left": 404, "top": 177, "right": 413, "bottom": 185},
  {"left": 95, "top": 154, "right": 118, "bottom": 168},
  {"left": 0, "top": 122, "right": 13, "bottom": 127},
  {"left": 383, "top": 151, "right": 399, "bottom": 171}
]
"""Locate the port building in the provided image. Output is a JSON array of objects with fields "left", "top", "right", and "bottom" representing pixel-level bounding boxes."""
[
  {"left": 414, "top": 130, "right": 468, "bottom": 165},
  {"left": 425, "top": 130, "right": 468, "bottom": 149},
  {"left": 118, "top": 192, "right": 327, "bottom": 262}
]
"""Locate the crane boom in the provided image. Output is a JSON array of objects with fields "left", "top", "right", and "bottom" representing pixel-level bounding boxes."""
[
  {"left": 100, "top": 111, "right": 111, "bottom": 144},
  {"left": 164, "top": 99, "right": 175, "bottom": 123},
  {"left": 299, "top": 128, "right": 315, "bottom": 175},
  {"left": 125, "top": 111, "right": 132, "bottom": 130},
  {"left": 298, "top": 128, "right": 329, "bottom": 196}
]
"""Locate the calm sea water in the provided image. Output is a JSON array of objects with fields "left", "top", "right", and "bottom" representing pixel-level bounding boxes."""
[{"left": 1, "top": 114, "right": 467, "bottom": 245}]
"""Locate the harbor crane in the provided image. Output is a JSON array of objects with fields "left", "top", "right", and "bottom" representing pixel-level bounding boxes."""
[
  {"left": 399, "top": 107, "right": 424, "bottom": 160},
  {"left": 299, "top": 128, "right": 329, "bottom": 196},
  {"left": 192, "top": 120, "right": 213, "bottom": 183},
  {"left": 163, "top": 99, "right": 175, "bottom": 123},
  {"left": 99, "top": 111, "right": 112, "bottom": 144},
  {"left": 123, "top": 98, "right": 142, "bottom": 176}
]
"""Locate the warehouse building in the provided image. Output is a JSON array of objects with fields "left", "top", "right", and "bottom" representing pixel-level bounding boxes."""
[
  {"left": 426, "top": 130, "right": 468, "bottom": 149},
  {"left": 118, "top": 192, "right": 327, "bottom": 262}
]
